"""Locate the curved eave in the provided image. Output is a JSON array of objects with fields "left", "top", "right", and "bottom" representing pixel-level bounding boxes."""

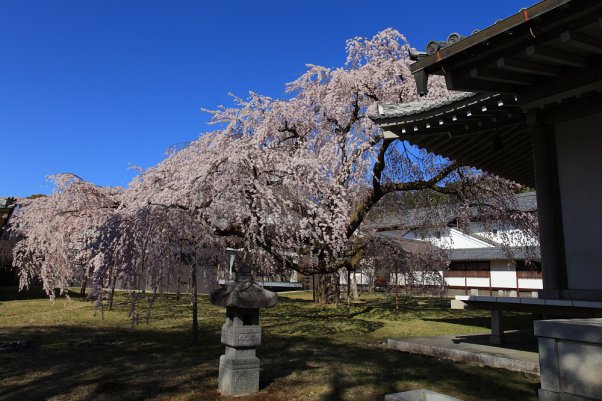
[{"left": 373, "top": 93, "right": 532, "bottom": 187}]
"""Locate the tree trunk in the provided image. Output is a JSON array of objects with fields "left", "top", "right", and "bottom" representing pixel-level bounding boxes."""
[
  {"left": 80, "top": 266, "right": 88, "bottom": 298},
  {"left": 351, "top": 272, "right": 359, "bottom": 300},
  {"left": 109, "top": 273, "right": 118, "bottom": 310},
  {"left": 191, "top": 264, "right": 198, "bottom": 344},
  {"left": 346, "top": 269, "right": 351, "bottom": 307},
  {"left": 394, "top": 271, "right": 400, "bottom": 310},
  {"left": 314, "top": 273, "right": 339, "bottom": 304}
]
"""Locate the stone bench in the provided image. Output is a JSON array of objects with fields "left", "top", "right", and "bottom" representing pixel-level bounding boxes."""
[{"left": 451, "top": 295, "right": 602, "bottom": 345}]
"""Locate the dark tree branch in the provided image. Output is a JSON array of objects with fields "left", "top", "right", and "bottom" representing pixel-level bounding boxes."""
[{"left": 346, "top": 161, "right": 458, "bottom": 239}]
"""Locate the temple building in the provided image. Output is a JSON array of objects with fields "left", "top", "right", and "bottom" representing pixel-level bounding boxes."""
[{"left": 371, "top": 2, "right": 602, "bottom": 399}]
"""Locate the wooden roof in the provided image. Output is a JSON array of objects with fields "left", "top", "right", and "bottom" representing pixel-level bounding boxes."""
[
  {"left": 372, "top": 0, "right": 602, "bottom": 187},
  {"left": 373, "top": 92, "right": 532, "bottom": 185}
]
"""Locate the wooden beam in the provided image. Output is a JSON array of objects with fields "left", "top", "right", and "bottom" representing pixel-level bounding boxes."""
[
  {"left": 445, "top": 72, "right": 516, "bottom": 94},
  {"left": 560, "top": 30, "right": 602, "bottom": 55},
  {"left": 538, "top": 91, "right": 602, "bottom": 125},
  {"left": 525, "top": 45, "right": 588, "bottom": 68},
  {"left": 497, "top": 57, "right": 562, "bottom": 77},
  {"left": 518, "top": 62, "right": 602, "bottom": 110},
  {"left": 470, "top": 68, "right": 536, "bottom": 86},
  {"left": 409, "top": 0, "right": 573, "bottom": 74}
]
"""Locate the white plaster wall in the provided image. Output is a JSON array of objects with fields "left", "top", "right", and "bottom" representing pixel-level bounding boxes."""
[
  {"left": 403, "top": 227, "right": 493, "bottom": 249},
  {"left": 490, "top": 260, "right": 517, "bottom": 289},
  {"left": 556, "top": 112, "right": 602, "bottom": 291},
  {"left": 354, "top": 272, "right": 369, "bottom": 285},
  {"left": 471, "top": 227, "right": 539, "bottom": 247},
  {"left": 518, "top": 278, "right": 543, "bottom": 290},
  {"left": 339, "top": 272, "right": 369, "bottom": 285},
  {"left": 446, "top": 277, "right": 466, "bottom": 287},
  {"left": 448, "top": 228, "right": 495, "bottom": 248},
  {"left": 466, "top": 277, "right": 490, "bottom": 288},
  {"left": 391, "top": 274, "right": 406, "bottom": 286}
]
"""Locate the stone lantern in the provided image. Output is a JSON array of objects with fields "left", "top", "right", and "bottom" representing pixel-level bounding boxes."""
[{"left": 210, "top": 260, "right": 277, "bottom": 396}]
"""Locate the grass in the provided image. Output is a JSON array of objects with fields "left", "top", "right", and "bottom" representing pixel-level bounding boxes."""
[{"left": 0, "top": 288, "right": 539, "bottom": 401}]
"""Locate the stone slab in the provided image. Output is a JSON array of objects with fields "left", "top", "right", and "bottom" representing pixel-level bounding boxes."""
[
  {"left": 385, "top": 389, "right": 463, "bottom": 401},
  {"left": 534, "top": 318, "right": 602, "bottom": 343},
  {"left": 387, "top": 332, "right": 539, "bottom": 375},
  {"left": 544, "top": 299, "right": 573, "bottom": 307}
]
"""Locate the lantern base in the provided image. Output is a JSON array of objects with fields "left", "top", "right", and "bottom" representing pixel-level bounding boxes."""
[{"left": 218, "top": 354, "right": 260, "bottom": 396}]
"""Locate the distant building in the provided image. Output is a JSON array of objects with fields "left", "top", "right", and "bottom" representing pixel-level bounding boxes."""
[{"left": 370, "top": 192, "right": 540, "bottom": 297}]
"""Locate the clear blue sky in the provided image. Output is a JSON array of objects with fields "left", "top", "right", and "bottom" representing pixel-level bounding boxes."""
[{"left": 1, "top": 1, "right": 535, "bottom": 197}]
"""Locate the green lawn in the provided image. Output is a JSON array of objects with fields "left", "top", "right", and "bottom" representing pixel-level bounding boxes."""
[{"left": 0, "top": 288, "right": 539, "bottom": 401}]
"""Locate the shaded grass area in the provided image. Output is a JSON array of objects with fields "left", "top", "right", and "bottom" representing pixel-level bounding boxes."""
[{"left": 0, "top": 288, "right": 539, "bottom": 401}]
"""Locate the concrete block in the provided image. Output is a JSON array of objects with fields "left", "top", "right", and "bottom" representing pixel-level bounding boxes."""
[
  {"left": 558, "top": 341, "right": 602, "bottom": 399},
  {"left": 536, "top": 318, "right": 602, "bottom": 401},
  {"left": 450, "top": 300, "right": 467, "bottom": 310},
  {"left": 384, "top": 389, "right": 463, "bottom": 401},
  {"left": 538, "top": 337, "right": 560, "bottom": 392}
]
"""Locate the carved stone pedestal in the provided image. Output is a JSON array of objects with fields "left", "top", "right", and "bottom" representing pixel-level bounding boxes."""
[
  {"left": 218, "top": 316, "right": 262, "bottom": 396},
  {"left": 210, "top": 260, "right": 277, "bottom": 397}
]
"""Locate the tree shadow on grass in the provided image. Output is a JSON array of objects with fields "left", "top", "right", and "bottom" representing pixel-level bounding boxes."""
[
  {"left": 423, "top": 313, "right": 534, "bottom": 331},
  {"left": 0, "top": 304, "right": 540, "bottom": 401},
  {"left": 0, "top": 323, "right": 540, "bottom": 401},
  {"left": 0, "top": 286, "right": 48, "bottom": 301},
  {"left": 258, "top": 332, "right": 539, "bottom": 401},
  {"left": 0, "top": 325, "right": 223, "bottom": 401}
]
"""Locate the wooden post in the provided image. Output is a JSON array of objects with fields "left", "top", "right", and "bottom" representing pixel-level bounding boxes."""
[
  {"left": 490, "top": 308, "right": 505, "bottom": 345},
  {"left": 530, "top": 117, "right": 567, "bottom": 299}
]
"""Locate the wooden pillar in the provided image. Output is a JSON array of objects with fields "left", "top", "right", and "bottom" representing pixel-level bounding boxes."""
[{"left": 530, "top": 116, "right": 567, "bottom": 299}]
